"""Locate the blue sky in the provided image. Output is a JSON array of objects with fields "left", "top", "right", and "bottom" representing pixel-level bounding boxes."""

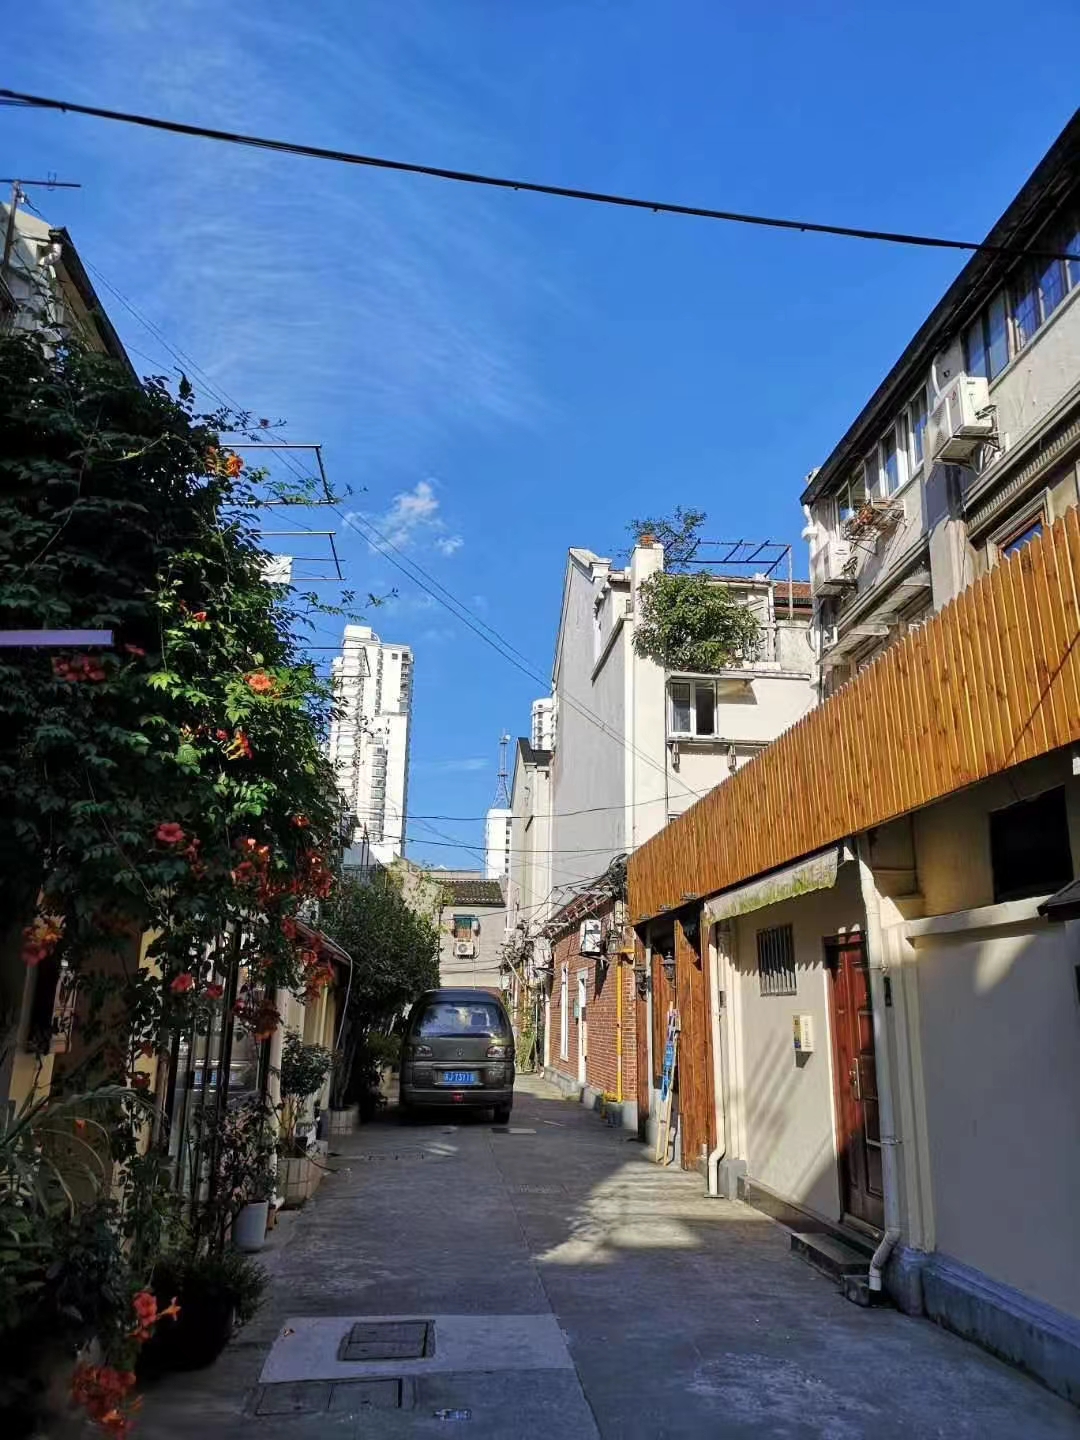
[{"left": 5, "top": 0, "right": 1079, "bottom": 867}]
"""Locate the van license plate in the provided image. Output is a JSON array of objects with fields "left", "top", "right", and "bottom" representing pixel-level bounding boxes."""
[{"left": 441, "top": 1070, "right": 477, "bottom": 1085}]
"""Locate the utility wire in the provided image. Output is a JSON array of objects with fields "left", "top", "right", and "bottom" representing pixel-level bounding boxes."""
[
  {"left": 5, "top": 88, "right": 1079, "bottom": 263},
  {"left": 82, "top": 260, "right": 707, "bottom": 837}
]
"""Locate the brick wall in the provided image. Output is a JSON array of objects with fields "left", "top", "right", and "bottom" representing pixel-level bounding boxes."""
[{"left": 547, "top": 902, "right": 636, "bottom": 1100}]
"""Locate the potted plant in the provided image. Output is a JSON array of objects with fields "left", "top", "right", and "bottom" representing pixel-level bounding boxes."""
[
  {"left": 139, "top": 1246, "right": 267, "bottom": 1374},
  {"left": 277, "top": 1032, "right": 332, "bottom": 1207}
]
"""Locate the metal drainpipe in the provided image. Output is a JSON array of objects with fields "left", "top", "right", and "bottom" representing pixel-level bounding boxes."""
[
  {"left": 855, "top": 835, "right": 902, "bottom": 1286},
  {"left": 615, "top": 954, "right": 624, "bottom": 1104},
  {"left": 706, "top": 921, "right": 728, "bottom": 1197}
]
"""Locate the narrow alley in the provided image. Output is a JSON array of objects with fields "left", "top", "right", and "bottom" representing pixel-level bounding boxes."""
[{"left": 137, "top": 1077, "right": 1079, "bottom": 1440}]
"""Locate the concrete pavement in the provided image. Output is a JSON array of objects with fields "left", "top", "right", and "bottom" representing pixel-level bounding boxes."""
[{"left": 137, "top": 1074, "right": 1080, "bottom": 1438}]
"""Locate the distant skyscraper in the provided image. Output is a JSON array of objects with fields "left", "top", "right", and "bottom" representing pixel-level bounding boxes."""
[
  {"left": 485, "top": 732, "right": 512, "bottom": 880},
  {"left": 485, "top": 808, "right": 512, "bottom": 881},
  {"left": 531, "top": 696, "right": 556, "bottom": 752},
  {"left": 328, "top": 626, "right": 413, "bottom": 867}
]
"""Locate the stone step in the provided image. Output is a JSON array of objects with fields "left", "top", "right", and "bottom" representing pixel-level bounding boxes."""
[{"left": 790, "top": 1230, "right": 872, "bottom": 1282}]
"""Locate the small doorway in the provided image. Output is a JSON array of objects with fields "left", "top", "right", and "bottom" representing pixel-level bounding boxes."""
[
  {"left": 825, "top": 936, "right": 884, "bottom": 1231},
  {"left": 576, "top": 972, "right": 588, "bottom": 1085}
]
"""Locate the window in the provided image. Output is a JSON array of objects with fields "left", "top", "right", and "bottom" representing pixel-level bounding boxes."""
[
  {"left": 990, "top": 787, "right": 1072, "bottom": 904},
  {"left": 863, "top": 454, "right": 881, "bottom": 501},
  {"left": 1039, "top": 258, "right": 1066, "bottom": 320},
  {"left": 757, "top": 924, "right": 796, "bottom": 996},
  {"left": 909, "top": 390, "right": 928, "bottom": 468},
  {"left": 986, "top": 293, "right": 1009, "bottom": 377},
  {"left": 1012, "top": 269, "right": 1041, "bottom": 350},
  {"left": 964, "top": 294, "right": 1009, "bottom": 381},
  {"left": 1067, "top": 215, "right": 1080, "bottom": 290},
  {"left": 695, "top": 684, "right": 716, "bottom": 737},
  {"left": 998, "top": 515, "right": 1044, "bottom": 558},
  {"left": 838, "top": 470, "right": 867, "bottom": 523},
  {"left": 670, "top": 681, "right": 692, "bottom": 735},
  {"left": 416, "top": 1001, "right": 508, "bottom": 1038},
  {"left": 669, "top": 680, "right": 718, "bottom": 737},
  {"left": 453, "top": 914, "right": 476, "bottom": 940},
  {"left": 881, "top": 429, "right": 900, "bottom": 495}
]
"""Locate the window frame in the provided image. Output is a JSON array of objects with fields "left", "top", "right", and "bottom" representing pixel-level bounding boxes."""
[
  {"left": 987, "top": 492, "right": 1050, "bottom": 567},
  {"left": 668, "top": 678, "right": 719, "bottom": 738}
]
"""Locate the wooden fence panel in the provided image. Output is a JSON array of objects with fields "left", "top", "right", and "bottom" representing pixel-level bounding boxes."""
[{"left": 630, "top": 511, "right": 1080, "bottom": 921}]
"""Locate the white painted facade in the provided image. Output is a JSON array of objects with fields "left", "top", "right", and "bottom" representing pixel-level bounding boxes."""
[
  {"left": 432, "top": 871, "right": 507, "bottom": 991},
  {"left": 530, "top": 696, "right": 556, "bottom": 752},
  {"left": 328, "top": 625, "right": 413, "bottom": 867},
  {"left": 506, "top": 740, "right": 553, "bottom": 939},
  {"left": 803, "top": 125, "right": 1080, "bottom": 694},
  {"left": 484, "top": 808, "right": 512, "bottom": 881},
  {"left": 548, "top": 540, "right": 816, "bottom": 892},
  {"left": 0, "top": 200, "right": 128, "bottom": 362}
]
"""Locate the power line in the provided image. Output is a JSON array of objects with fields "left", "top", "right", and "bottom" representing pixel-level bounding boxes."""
[
  {"left": 6, "top": 88, "right": 1079, "bottom": 263},
  {"left": 332, "top": 504, "right": 707, "bottom": 807},
  {"left": 406, "top": 835, "right": 636, "bottom": 856},
  {"left": 83, "top": 261, "right": 707, "bottom": 831}
]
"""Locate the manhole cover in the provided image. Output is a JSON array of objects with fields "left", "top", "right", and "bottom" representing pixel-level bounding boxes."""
[
  {"left": 253, "top": 1378, "right": 412, "bottom": 1414},
  {"left": 338, "top": 1320, "right": 434, "bottom": 1361},
  {"left": 330, "top": 1378, "right": 413, "bottom": 1412},
  {"left": 256, "top": 1381, "right": 331, "bottom": 1416}
]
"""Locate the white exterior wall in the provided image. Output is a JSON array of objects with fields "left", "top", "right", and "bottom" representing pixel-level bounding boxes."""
[
  {"left": 900, "top": 754, "right": 1080, "bottom": 1318},
  {"left": 438, "top": 902, "right": 506, "bottom": 991},
  {"left": 723, "top": 861, "right": 865, "bottom": 1222},
  {"left": 806, "top": 177, "right": 1080, "bottom": 684},
  {"left": 551, "top": 546, "right": 817, "bottom": 883},
  {"left": 508, "top": 746, "right": 552, "bottom": 935},
  {"left": 485, "top": 809, "right": 512, "bottom": 880},
  {"left": 328, "top": 626, "right": 412, "bottom": 866},
  {"left": 531, "top": 697, "right": 556, "bottom": 752}
]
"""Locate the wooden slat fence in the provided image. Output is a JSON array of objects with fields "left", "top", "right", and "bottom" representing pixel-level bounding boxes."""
[{"left": 629, "top": 507, "right": 1080, "bottom": 921}]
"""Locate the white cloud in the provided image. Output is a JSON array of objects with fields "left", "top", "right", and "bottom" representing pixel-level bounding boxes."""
[
  {"left": 383, "top": 480, "right": 441, "bottom": 546},
  {"left": 435, "top": 535, "right": 464, "bottom": 557},
  {"left": 46, "top": 3, "right": 555, "bottom": 469}
]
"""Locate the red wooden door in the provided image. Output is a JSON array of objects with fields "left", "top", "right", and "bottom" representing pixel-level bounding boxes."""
[
  {"left": 674, "top": 913, "right": 715, "bottom": 1173},
  {"left": 634, "top": 934, "right": 651, "bottom": 1140},
  {"left": 826, "top": 936, "right": 884, "bottom": 1231}
]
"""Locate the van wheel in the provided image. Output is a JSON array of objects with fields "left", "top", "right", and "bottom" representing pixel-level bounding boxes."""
[{"left": 493, "top": 1104, "right": 512, "bottom": 1125}]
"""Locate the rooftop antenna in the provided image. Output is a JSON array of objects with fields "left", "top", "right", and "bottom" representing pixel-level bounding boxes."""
[{"left": 493, "top": 731, "right": 511, "bottom": 809}]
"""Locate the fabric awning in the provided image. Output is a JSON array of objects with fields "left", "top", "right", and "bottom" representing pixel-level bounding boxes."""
[{"left": 703, "top": 846, "right": 844, "bottom": 925}]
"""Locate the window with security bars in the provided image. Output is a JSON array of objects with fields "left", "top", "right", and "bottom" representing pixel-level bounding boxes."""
[{"left": 757, "top": 924, "right": 796, "bottom": 996}]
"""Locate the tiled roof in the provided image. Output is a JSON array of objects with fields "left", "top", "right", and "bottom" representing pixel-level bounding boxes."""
[{"left": 442, "top": 878, "right": 504, "bottom": 907}]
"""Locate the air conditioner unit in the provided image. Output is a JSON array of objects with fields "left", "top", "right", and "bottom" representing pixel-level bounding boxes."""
[
  {"left": 454, "top": 941, "right": 476, "bottom": 958},
  {"left": 928, "top": 374, "right": 993, "bottom": 462},
  {"left": 811, "top": 537, "right": 854, "bottom": 596}
]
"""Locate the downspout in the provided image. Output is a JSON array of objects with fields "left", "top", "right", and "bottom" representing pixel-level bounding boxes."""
[
  {"left": 856, "top": 835, "right": 902, "bottom": 1290},
  {"left": 706, "top": 922, "right": 728, "bottom": 1196},
  {"left": 615, "top": 953, "right": 624, "bottom": 1104}
]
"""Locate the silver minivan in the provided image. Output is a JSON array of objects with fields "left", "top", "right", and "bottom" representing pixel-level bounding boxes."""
[{"left": 399, "top": 988, "right": 515, "bottom": 1122}]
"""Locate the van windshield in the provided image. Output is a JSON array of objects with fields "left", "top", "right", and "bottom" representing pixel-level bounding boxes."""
[{"left": 415, "top": 1001, "right": 506, "bottom": 1038}]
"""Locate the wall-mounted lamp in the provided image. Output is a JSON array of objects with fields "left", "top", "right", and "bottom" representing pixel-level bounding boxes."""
[{"left": 662, "top": 950, "right": 677, "bottom": 986}]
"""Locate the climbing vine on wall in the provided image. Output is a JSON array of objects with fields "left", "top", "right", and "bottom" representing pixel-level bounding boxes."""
[{"left": 0, "top": 332, "right": 346, "bottom": 1092}]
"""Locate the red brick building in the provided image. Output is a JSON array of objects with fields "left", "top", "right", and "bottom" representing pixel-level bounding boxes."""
[{"left": 543, "top": 894, "right": 637, "bottom": 1128}]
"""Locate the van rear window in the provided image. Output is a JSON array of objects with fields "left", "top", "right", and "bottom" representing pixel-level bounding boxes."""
[{"left": 415, "top": 1001, "right": 506, "bottom": 1038}]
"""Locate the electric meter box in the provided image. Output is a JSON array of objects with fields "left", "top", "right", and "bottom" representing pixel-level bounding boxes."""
[{"left": 792, "top": 1014, "right": 814, "bottom": 1054}]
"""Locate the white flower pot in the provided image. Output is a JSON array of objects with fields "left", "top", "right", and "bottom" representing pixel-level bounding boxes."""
[{"left": 233, "top": 1200, "right": 269, "bottom": 1252}]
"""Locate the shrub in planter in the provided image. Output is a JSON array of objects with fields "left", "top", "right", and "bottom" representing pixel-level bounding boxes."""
[{"left": 139, "top": 1249, "right": 267, "bottom": 1374}]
